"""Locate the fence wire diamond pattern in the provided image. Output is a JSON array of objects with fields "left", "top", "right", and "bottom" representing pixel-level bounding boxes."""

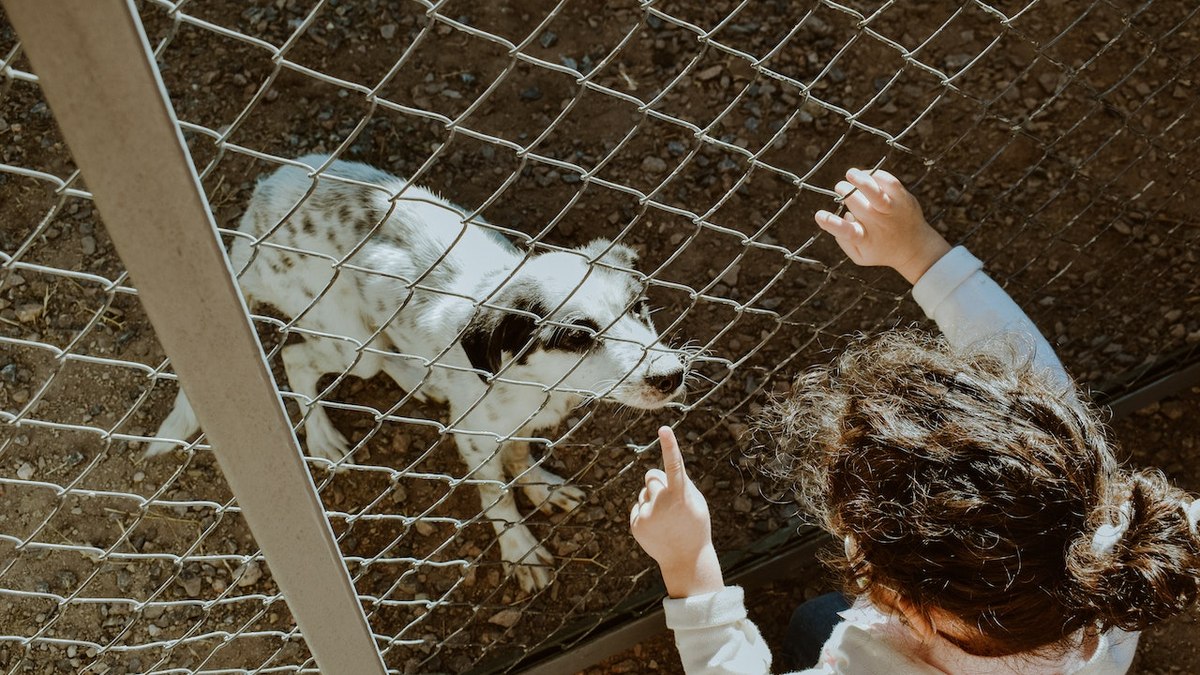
[{"left": 2, "top": 1, "right": 1198, "bottom": 672}]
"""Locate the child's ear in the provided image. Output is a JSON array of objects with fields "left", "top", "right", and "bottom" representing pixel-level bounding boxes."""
[{"left": 576, "top": 238, "right": 638, "bottom": 270}]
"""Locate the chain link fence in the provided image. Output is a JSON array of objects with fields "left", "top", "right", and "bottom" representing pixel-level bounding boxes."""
[{"left": 2, "top": 0, "right": 1198, "bottom": 672}]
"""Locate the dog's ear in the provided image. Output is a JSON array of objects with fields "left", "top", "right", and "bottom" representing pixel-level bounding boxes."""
[
  {"left": 461, "top": 296, "right": 542, "bottom": 381},
  {"left": 577, "top": 238, "right": 638, "bottom": 270}
]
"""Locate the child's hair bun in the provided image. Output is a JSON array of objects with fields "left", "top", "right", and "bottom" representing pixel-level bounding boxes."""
[{"left": 1066, "top": 469, "right": 1200, "bottom": 631}]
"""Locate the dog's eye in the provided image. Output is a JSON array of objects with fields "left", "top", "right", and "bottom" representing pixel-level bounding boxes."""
[{"left": 548, "top": 319, "right": 599, "bottom": 353}]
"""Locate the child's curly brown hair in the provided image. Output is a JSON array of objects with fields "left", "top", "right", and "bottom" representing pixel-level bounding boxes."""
[{"left": 753, "top": 330, "right": 1200, "bottom": 657}]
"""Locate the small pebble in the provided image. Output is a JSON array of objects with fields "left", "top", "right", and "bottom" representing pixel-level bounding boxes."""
[
  {"left": 539, "top": 31, "right": 557, "bottom": 48},
  {"left": 519, "top": 86, "right": 542, "bottom": 102},
  {"left": 488, "top": 608, "right": 522, "bottom": 628},
  {"left": 180, "top": 575, "right": 202, "bottom": 596},
  {"left": 389, "top": 485, "right": 408, "bottom": 503},
  {"left": 15, "top": 303, "right": 42, "bottom": 323},
  {"left": 380, "top": 24, "right": 397, "bottom": 40},
  {"left": 641, "top": 156, "right": 668, "bottom": 174},
  {"left": 17, "top": 462, "right": 34, "bottom": 480},
  {"left": 235, "top": 561, "right": 262, "bottom": 587},
  {"left": 143, "top": 605, "right": 165, "bottom": 620},
  {"left": 1160, "top": 401, "right": 1185, "bottom": 421},
  {"left": 80, "top": 236, "right": 97, "bottom": 256}
]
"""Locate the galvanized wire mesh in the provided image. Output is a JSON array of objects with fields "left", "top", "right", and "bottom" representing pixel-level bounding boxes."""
[{"left": 2, "top": 0, "right": 1198, "bottom": 673}]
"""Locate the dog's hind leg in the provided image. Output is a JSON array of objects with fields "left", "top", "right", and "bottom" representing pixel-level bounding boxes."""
[
  {"left": 502, "top": 441, "right": 585, "bottom": 515},
  {"left": 145, "top": 387, "right": 201, "bottom": 457},
  {"left": 281, "top": 341, "right": 351, "bottom": 462}
]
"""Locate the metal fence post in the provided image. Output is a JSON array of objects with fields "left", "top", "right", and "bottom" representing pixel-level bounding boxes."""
[{"left": 1, "top": 1, "right": 387, "bottom": 672}]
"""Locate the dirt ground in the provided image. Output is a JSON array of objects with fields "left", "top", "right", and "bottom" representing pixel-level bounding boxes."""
[{"left": 2, "top": 1, "right": 1198, "bottom": 673}]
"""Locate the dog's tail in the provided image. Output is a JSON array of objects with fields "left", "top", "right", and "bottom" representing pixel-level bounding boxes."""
[{"left": 144, "top": 387, "right": 201, "bottom": 457}]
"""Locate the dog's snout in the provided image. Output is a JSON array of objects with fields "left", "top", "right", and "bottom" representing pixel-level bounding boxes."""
[{"left": 647, "top": 370, "right": 684, "bottom": 395}]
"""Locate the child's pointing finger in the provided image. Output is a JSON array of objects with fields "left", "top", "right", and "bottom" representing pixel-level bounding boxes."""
[{"left": 659, "top": 426, "right": 687, "bottom": 485}]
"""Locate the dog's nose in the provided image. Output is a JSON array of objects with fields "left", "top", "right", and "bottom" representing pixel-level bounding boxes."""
[{"left": 647, "top": 370, "right": 684, "bottom": 395}]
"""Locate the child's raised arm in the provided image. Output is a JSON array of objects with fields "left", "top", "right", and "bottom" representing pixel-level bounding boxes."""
[
  {"left": 818, "top": 166, "right": 1068, "bottom": 385},
  {"left": 815, "top": 168, "right": 951, "bottom": 284},
  {"left": 629, "top": 427, "right": 724, "bottom": 599},
  {"left": 630, "top": 428, "right": 774, "bottom": 673}
]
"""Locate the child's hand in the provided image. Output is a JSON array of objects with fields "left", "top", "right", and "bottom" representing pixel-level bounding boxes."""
[
  {"left": 815, "top": 167, "right": 951, "bottom": 284},
  {"left": 630, "top": 427, "right": 724, "bottom": 598}
]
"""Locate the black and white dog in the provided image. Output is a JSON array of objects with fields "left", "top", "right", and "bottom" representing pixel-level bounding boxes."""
[{"left": 147, "top": 154, "right": 690, "bottom": 591}]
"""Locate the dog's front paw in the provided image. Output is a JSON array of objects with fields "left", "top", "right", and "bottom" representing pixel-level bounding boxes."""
[
  {"left": 143, "top": 438, "right": 180, "bottom": 458},
  {"left": 524, "top": 482, "right": 586, "bottom": 515},
  {"left": 519, "top": 466, "right": 585, "bottom": 514},
  {"left": 544, "top": 483, "right": 586, "bottom": 514},
  {"left": 303, "top": 415, "right": 352, "bottom": 463},
  {"left": 498, "top": 525, "right": 554, "bottom": 593}
]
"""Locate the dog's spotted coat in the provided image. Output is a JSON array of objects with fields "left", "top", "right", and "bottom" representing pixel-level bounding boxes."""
[{"left": 148, "top": 155, "right": 690, "bottom": 591}]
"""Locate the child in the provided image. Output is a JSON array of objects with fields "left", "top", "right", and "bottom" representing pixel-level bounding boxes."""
[{"left": 629, "top": 168, "right": 1200, "bottom": 674}]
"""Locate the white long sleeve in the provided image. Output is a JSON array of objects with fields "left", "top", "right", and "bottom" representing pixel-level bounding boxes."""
[
  {"left": 664, "top": 587, "right": 774, "bottom": 674},
  {"left": 911, "top": 246, "right": 1069, "bottom": 389}
]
